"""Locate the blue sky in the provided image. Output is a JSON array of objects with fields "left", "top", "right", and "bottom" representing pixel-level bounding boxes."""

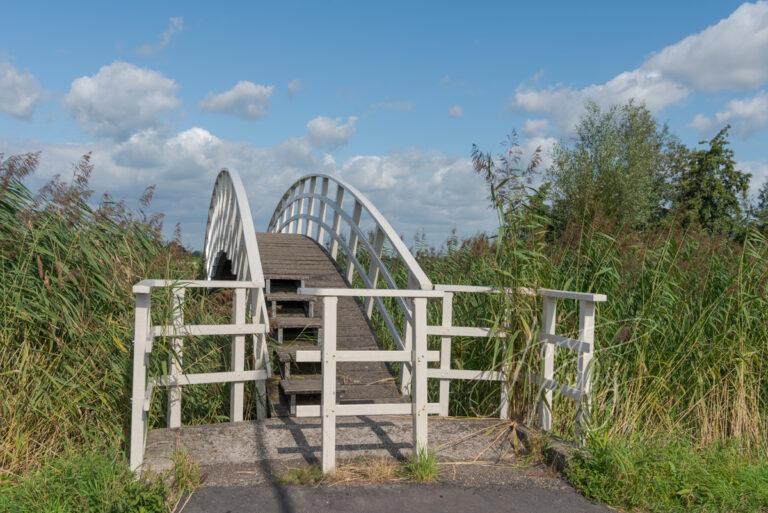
[{"left": 1, "top": 1, "right": 767, "bottom": 247}]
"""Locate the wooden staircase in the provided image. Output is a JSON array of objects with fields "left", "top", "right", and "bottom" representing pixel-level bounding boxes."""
[{"left": 256, "top": 232, "right": 404, "bottom": 416}]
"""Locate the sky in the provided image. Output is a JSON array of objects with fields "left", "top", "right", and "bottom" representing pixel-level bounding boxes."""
[{"left": 1, "top": 1, "right": 767, "bottom": 248}]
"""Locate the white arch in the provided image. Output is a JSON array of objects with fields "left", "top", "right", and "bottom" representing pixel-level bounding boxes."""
[
  {"left": 267, "top": 174, "right": 432, "bottom": 392},
  {"left": 203, "top": 169, "right": 265, "bottom": 285}
]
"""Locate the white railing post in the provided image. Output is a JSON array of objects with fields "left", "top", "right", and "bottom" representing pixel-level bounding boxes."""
[
  {"left": 411, "top": 297, "right": 428, "bottom": 454},
  {"left": 305, "top": 176, "right": 317, "bottom": 238},
  {"left": 321, "top": 296, "right": 338, "bottom": 474},
  {"left": 576, "top": 299, "right": 595, "bottom": 437},
  {"left": 317, "top": 177, "right": 330, "bottom": 246},
  {"left": 230, "top": 288, "right": 246, "bottom": 422},
  {"left": 329, "top": 186, "right": 345, "bottom": 260},
  {"left": 130, "top": 292, "right": 151, "bottom": 472},
  {"left": 167, "top": 288, "right": 185, "bottom": 429},
  {"left": 400, "top": 272, "right": 417, "bottom": 395},
  {"left": 364, "top": 227, "right": 386, "bottom": 316},
  {"left": 345, "top": 200, "right": 363, "bottom": 283},
  {"left": 253, "top": 288, "right": 269, "bottom": 420},
  {"left": 438, "top": 292, "right": 453, "bottom": 416},
  {"left": 539, "top": 296, "right": 556, "bottom": 431}
]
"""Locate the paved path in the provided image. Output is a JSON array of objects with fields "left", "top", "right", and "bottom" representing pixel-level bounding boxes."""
[{"left": 184, "top": 481, "right": 612, "bottom": 513}]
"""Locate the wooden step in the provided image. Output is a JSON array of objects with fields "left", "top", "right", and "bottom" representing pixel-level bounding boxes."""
[
  {"left": 271, "top": 316, "right": 322, "bottom": 329},
  {"left": 275, "top": 342, "right": 317, "bottom": 363}
]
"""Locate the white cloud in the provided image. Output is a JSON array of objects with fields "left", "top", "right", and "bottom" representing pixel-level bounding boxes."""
[
  {"left": 740, "top": 161, "right": 768, "bottom": 194},
  {"left": 306, "top": 115, "right": 357, "bottom": 150},
  {"left": 690, "top": 90, "right": 768, "bottom": 138},
  {"left": 64, "top": 61, "right": 180, "bottom": 139},
  {"left": 0, "top": 61, "right": 42, "bottom": 119},
  {"left": 287, "top": 79, "right": 302, "bottom": 96},
  {"left": 1, "top": 122, "right": 497, "bottom": 248},
  {"left": 137, "top": 17, "right": 184, "bottom": 55},
  {"left": 448, "top": 105, "right": 463, "bottom": 118},
  {"left": 200, "top": 81, "right": 274, "bottom": 120},
  {"left": 644, "top": 2, "right": 768, "bottom": 91},
  {"left": 522, "top": 119, "right": 549, "bottom": 138},
  {"left": 511, "top": 2, "right": 768, "bottom": 132},
  {"left": 512, "top": 70, "right": 688, "bottom": 132}
]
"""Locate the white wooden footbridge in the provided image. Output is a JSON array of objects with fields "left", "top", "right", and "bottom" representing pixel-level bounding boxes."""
[{"left": 129, "top": 170, "right": 606, "bottom": 474}]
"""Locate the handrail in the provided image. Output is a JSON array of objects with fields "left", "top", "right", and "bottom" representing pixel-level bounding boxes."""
[
  {"left": 130, "top": 280, "right": 270, "bottom": 473},
  {"left": 268, "top": 174, "right": 433, "bottom": 394}
]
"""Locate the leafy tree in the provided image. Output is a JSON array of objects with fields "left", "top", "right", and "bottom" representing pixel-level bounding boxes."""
[
  {"left": 548, "top": 101, "right": 676, "bottom": 229},
  {"left": 672, "top": 125, "right": 751, "bottom": 234}
]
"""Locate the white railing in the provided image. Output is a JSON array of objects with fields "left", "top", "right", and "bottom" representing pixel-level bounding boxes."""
[
  {"left": 130, "top": 280, "right": 272, "bottom": 472},
  {"left": 292, "top": 287, "right": 444, "bottom": 473},
  {"left": 537, "top": 289, "right": 606, "bottom": 436},
  {"left": 428, "top": 284, "right": 513, "bottom": 419},
  {"left": 267, "top": 174, "right": 433, "bottom": 392}
]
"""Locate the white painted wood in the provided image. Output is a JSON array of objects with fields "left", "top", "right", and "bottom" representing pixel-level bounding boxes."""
[
  {"left": 539, "top": 296, "right": 557, "bottom": 431},
  {"left": 252, "top": 287, "right": 269, "bottom": 420},
  {"left": 345, "top": 200, "right": 363, "bottom": 283},
  {"left": 425, "top": 326, "right": 506, "bottom": 337},
  {"left": 439, "top": 292, "right": 453, "bottom": 416},
  {"left": 230, "top": 288, "right": 246, "bottom": 423},
  {"left": 540, "top": 333, "right": 592, "bottom": 353},
  {"left": 317, "top": 177, "right": 330, "bottom": 246},
  {"left": 427, "top": 368, "right": 504, "bottom": 381},
  {"left": 133, "top": 279, "right": 261, "bottom": 294},
  {"left": 411, "top": 297, "right": 428, "bottom": 454},
  {"left": 321, "top": 296, "right": 338, "bottom": 474},
  {"left": 305, "top": 176, "right": 317, "bottom": 237},
  {"left": 154, "top": 369, "right": 268, "bottom": 387},
  {"left": 151, "top": 323, "right": 266, "bottom": 337},
  {"left": 297, "top": 287, "right": 443, "bottom": 298},
  {"left": 130, "top": 292, "right": 150, "bottom": 472},
  {"left": 329, "top": 186, "right": 344, "bottom": 259},
  {"left": 167, "top": 288, "right": 185, "bottom": 429},
  {"left": 297, "top": 349, "right": 439, "bottom": 363},
  {"left": 538, "top": 288, "right": 607, "bottom": 303},
  {"left": 364, "top": 227, "right": 386, "bottom": 316},
  {"left": 576, "top": 300, "right": 595, "bottom": 436}
]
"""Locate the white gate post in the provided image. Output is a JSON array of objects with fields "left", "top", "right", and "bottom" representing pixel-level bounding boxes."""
[
  {"left": 230, "top": 288, "right": 246, "bottom": 422},
  {"left": 253, "top": 288, "right": 268, "bottom": 420},
  {"left": 411, "top": 297, "right": 428, "bottom": 454},
  {"left": 539, "top": 296, "right": 556, "bottom": 431},
  {"left": 167, "top": 288, "right": 185, "bottom": 428},
  {"left": 321, "top": 296, "right": 338, "bottom": 474},
  {"left": 130, "top": 292, "right": 151, "bottom": 472},
  {"left": 438, "top": 292, "right": 453, "bottom": 416},
  {"left": 576, "top": 299, "right": 595, "bottom": 437},
  {"left": 400, "top": 272, "right": 417, "bottom": 395}
]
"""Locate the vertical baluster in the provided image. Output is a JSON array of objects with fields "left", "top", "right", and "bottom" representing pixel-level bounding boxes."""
[
  {"left": 230, "top": 288, "right": 246, "bottom": 422},
  {"left": 576, "top": 300, "right": 595, "bottom": 439},
  {"left": 305, "top": 176, "right": 317, "bottom": 238},
  {"left": 130, "top": 292, "right": 151, "bottom": 472},
  {"left": 438, "top": 292, "right": 453, "bottom": 416},
  {"left": 364, "top": 227, "right": 386, "bottom": 316},
  {"left": 297, "top": 180, "right": 308, "bottom": 235},
  {"left": 330, "top": 186, "right": 345, "bottom": 260},
  {"left": 288, "top": 185, "right": 299, "bottom": 234},
  {"left": 345, "top": 200, "right": 363, "bottom": 283},
  {"left": 321, "top": 296, "right": 338, "bottom": 474},
  {"left": 317, "top": 177, "right": 330, "bottom": 247},
  {"left": 411, "top": 297, "right": 428, "bottom": 454},
  {"left": 167, "top": 288, "right": 185, "bottom": 428},
  {"left": 539, "top": 296, "right": 557, "bottom": 431}
]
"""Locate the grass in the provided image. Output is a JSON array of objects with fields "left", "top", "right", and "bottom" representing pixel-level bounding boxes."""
[
  {"left": 568, "top": 434, "right": 768, "bottom": 513},
  {"left": 0, "top": 447, "right": 167, "bottom": 513},
  {"left": 398, "top": 449, "right": 439, "bottom": 482}
]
